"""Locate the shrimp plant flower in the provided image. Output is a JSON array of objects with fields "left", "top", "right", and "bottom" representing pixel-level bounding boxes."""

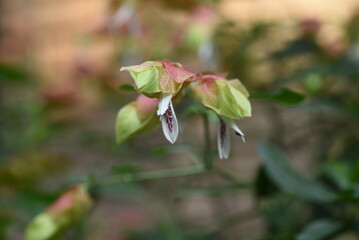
[
  {"left": 191, "top": 73, "right": 251, "bottom": 159},
  {"left": 118, "top": 60, "right": 251, "bottom": 159},
  {"left": 120, "top": 59, "right": 195, "bottom": 143}
]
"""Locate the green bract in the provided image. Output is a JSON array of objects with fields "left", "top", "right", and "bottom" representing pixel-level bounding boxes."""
[
  {"left": 192, "top": 75, "right": 251, "bottom": 119},
  {"left": 116, "top": 95, "right": 159, "bottom": 144},
  {"left": 120, "top": 60, "right": 195, "bottom": 98},
  {"left": 120, "top": 61, "right": 162, "bottom": 97},
  {"left": 25, "top": 185, "right": 92, "bottom": 240}
]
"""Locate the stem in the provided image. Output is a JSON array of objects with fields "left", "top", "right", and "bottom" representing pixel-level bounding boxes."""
[
  {"left": 203, "top": 113, "right": 213, "bottom": 169},
  {"left": 92, "top": 166, "right": 206, "bottom": 189},
  {"left": 90, "top": 111, "right": 214, "bottom": 190},
  {"left": 215, "top": 168, "right": 252, "bottom": 188}
]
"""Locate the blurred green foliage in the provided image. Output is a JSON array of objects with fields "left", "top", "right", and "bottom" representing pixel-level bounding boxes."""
[{"left": 1, "top": 0, "right": 359, "bottom": 239}]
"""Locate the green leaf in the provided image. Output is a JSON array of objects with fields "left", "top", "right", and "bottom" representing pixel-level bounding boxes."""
[
  {"left": 251, "top": 88, "right": 305, "bottom": 105},
  {"left": 119, "top": 84, "right": 135, "bottom": 91},
  {"left": 322, "top": 162, "right": 351, "bottom": 191},
  {"left": 258, "top": 141, "right": 336, "bottom": 203},
  {"left": 296, "top": 219, "right": 342, "bottom": 240},
  {"left": 0, "top": 63, "right": 27, "bottom": 83}
]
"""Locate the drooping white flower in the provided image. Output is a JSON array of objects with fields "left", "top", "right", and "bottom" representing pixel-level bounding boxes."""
[
  {"left": 157, "top": 94, "right": 178, "bottom": 144},
  {"left": 217, "top": 116, "right": 245, "bottom": 159},
  {"left": 121, "top": 59, "right": 195, "bottom": 144}
]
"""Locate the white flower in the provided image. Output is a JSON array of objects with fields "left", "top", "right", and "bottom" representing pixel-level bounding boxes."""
[
  {"left": 217, "top": 116, "right": 245, "bottom": 159},
  {"left": 157, "top": 94, "right": 178, "bottom": 144}
]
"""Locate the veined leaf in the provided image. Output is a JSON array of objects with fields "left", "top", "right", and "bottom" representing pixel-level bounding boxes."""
[{"left": 258, "top": 141, "right": 336, "bottom": 203}]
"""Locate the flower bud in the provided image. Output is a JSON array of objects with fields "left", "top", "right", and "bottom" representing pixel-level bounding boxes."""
[
  {"left": 25, "top": 184, "right": 92, "bottom": 240},
  {"left": 120, "top": 59, "right": 195, "bottom": 98},
  {"left": 192, "top": 74, "right": 251, "bottom": 119},
  {"left": 116, "top": 94, "right": 159, "bottom": 144}
]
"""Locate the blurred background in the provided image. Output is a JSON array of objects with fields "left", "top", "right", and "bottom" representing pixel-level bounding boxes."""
[{"left": 1, "top": 0, "right": 359, "bottom": 239}]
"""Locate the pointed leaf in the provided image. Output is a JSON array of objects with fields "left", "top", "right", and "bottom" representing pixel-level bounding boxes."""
[
  {"left": 296, "top": 219, "right": 342, "bottom": 240},
  {"left": 258, "top": 141, "right": 336, "bottom": 203},
  {"left": 119, "top": 84, "right": 135, "bottom": 91},
  {"left": 251, "top": 88, "right": 305, "bottom": 105}
]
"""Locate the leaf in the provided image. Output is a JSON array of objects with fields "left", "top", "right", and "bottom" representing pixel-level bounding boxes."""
[
  {"left": 0, "top": 63, "right": 27, "bottom": 83},
  {"left": 254, "top": 166, "right": 280, "bottom": 198},
  {"left": 322, "top": 162, "right": 351, "bottom": 191},
  {"left": 258, "top": 141, "right": 336, "bottom": 203},
  {"left": 251, "top": 88, "right": 305, "bottom": 105},
  {"left": 119, "top": 84, "right": 135, "bottom": 91},
  {"left": 296, "top": 219, "right": 342, "bottom": 240}
]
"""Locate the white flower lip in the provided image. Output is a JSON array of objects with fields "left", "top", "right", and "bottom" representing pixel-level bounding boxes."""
[
  {"left": 157, "top": 94, "right": 173, "bottom": 116},
  {"left": 217, "top": 116, "right": 246, "bottom": 159},
  {"left": 222, "top": 116, "right": 245, "bottom": 142},
  {"left": 218, "top": 118, "right": 230, "bottom": 159},
  {"left": 160, "top": 100, "right": 178, "bottom": 144}
]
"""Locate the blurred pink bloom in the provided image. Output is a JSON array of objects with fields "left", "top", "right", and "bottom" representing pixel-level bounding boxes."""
[{"left": 300, "top": 18, "right": 321, "bottom": 36}]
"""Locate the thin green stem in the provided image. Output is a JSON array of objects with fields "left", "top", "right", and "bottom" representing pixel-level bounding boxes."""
[
  {"left": 92, "top": 166, "right": 206, "bottom": 189},
  {"left": 90, "top": 109, "right": 215, "bottom": 190},
  {"left": 203, "top": 113, "right": 213, "bottom": 170},
  {"left": 215, "top": 167, "right": 253, "bottom": 188}
]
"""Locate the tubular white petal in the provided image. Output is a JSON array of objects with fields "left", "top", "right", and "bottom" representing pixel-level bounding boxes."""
[
  {"left": 157, "top": 94, "right": 173, "bottom": 116},
  {"left": 221, "top": 117, "right": 246, "bottom": 143},
  {"left": 160, "top": 100, "right": 178, "bottom": 144},
  {"left": 217, "top": 118, "right": 230, "bottom": 159}
]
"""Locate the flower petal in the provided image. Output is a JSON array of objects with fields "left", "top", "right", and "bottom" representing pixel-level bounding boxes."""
[
  {"left": 221, "top": 117, "right": 245, "bottom": 142},
  {"left": 217, "top": 118, "right": 230, "bottom": 159},
  {"left": 157, "top": 94, "right": 172, "bottom": 116},
  {"left": 160, "top": 100, "right": 178, "bottom": 144}
]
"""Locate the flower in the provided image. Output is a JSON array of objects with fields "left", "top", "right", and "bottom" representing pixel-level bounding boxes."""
[
  {"left": 191, "top": 73, "right": 251, "bottom": 159},
  {"left": 116, "top": 94, "right": 159, "bottom": 144},
  {"left": 120, "top": 59, "right": 195, "bottom": 143},
  {"left": 26, "top": 184, "right": 92, "bottom": 240}
]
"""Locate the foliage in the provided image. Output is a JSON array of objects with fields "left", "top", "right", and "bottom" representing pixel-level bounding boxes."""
[{"left": 1, "top": 0, "right": 359, "bottom": 239}]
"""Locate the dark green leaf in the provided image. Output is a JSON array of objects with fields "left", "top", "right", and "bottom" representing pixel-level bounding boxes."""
[
  {"left": 119, "top": 84, "right": 135, "bottom": 91},
  {"left": 296, "top": 219, "right": 342, "bottom": 240},
  {"left": 0, "top": 64, "right": 27, "bottom": 83},
  {"left": 254, "top": 166, "right": 280, "bottom": 198},
  {"left": 251, "top": 88, "right": 305, "bottom": 105},
  {"left": 258, "top": 141, "right": 336, "bottom": 203},
  {"left": 322, "top": 162, "right": 351, "bottom": 191}
]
